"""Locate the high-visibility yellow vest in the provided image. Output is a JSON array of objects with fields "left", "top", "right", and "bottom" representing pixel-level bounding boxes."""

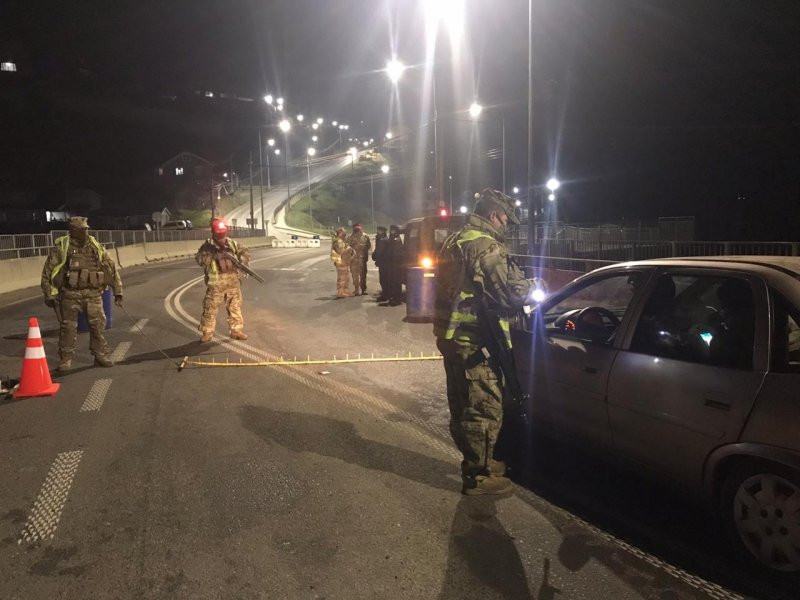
[
  {"left": 433, "top": 229, "right": 512, "bottom": 348},
  {"left": 48, "top": 235, "right": 106, "bottom": 297},
  {"left": 205, "top": 238, "right": 239, "bottom": 286}
]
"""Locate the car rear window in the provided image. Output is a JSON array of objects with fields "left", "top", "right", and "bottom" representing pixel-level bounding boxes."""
[{"left": 771, "top": 291, "right": 800, "bottom": 373}]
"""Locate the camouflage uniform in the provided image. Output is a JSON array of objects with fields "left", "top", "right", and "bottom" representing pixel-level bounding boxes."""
[
  {"left": 433, "top": 190, "right": 533, "bottom": 494},
  {"left": 41, "top": 217, "right": 123, "bottom": 370},
  {"left": 330, "top": 228, "right": 356, "bottom": 297},
  {"left": 196, "top": 237, "right": 251, "bottom": 340},
  {"left": 346, "top": 229, "right": 371, "bottom": 295}
]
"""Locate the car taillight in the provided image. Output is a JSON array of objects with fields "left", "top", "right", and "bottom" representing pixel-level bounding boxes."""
[{"left": 420, "top": 257, "right": 433, "bottom": 268}]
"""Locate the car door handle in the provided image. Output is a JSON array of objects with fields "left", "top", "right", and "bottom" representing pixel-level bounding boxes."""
[
  {"left": 704, "top": 397, "right": 731, "bottom": 412},
  {"left": 583, "top": 366, "right": 599, "bottom": 375}
]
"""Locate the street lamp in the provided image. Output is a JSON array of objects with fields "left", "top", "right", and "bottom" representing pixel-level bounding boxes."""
[
  {"left": 386, "top": 58, "right": 405, "bottom": 84},
  {"left": 448, "top": 174, "right": 454, "bottom": 214},
  {"left": 296, "top": 114, "right": 304, "bottom": 122},
  {"left": 370, "top": 164, "right": 390, "bottom": 231},
  {"left": 348, "top": 146, "right": 357, "bottom": 170},
  {"left": 548, "top": 193, "right": 556, "bottom": 202},
  {"left": 316, "top": 117, "right": 324, "bottom": 125},
  {"left": 468, "top": 102, "right": 483, "bottom": 119},
  {"left": 279, "top": 119, "right": 291, "bottom": 133},
  {"left": 546, "top": 177, "right": 560, "bottom": 192},
  {"left": 385, "top": 131, "right": 393, "bottom": 140},
  {"left": 311, "top": 135, "right": 318, "bottom": 142},
  {"left": 279, "top": 120, "right": 291, "bottom": 205},
  {"left": 512, "top": 186, "right": 520, "bottom": 195},
  {"left": 459, "top": 205, "right": 468, "bottom": 214},
  {"left": 312, "top": 123, "right": 319, "bottom": 130},
  {"left": 307, "top": 147, "right": 316, "bottom": 229}
]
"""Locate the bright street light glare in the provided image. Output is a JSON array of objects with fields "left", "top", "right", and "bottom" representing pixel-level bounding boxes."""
[
  {"left": 515, "top": 200, "right": 521, "bottom": 207},
  {"left": 459, "top": 205, "right": 468, "bottom": 214},
  {"left": 546, "top": 177, "right": 561, "bottom": 191},
  {"left": 424, "top": 0, "right": 466, "bottom": 44},
  {"left": 312, "top": 123, "right": 319, "bottom": 130},
  {"left": 279, "top": 120, "right": 291, "bottom": 133},
  {"left": 276, "top": 97, "right": 284, "bottom": 105},
  {"left": 348, "top": 147, "right": 357, "bottom": 156},
  {"left": 274, "top": 148, "right": 281, "bottom": 155},
  {"left": 307, "top": 147, "right": 316, "bottom": 157},
  {"left": 363, "top": 141, "right": 369, "bottom": 147},
  {"left": 267, "top": 138, "right": 275, "bottom": 147},
  {"left": 385, "top": 131, "right": 393, "bottom": 140},
  {"left": 339, "top": 124, "right": 345, "bottom": 130},
  {"left": 316, "top": 117, "right": 324, "bottom": 124},
  {"left": 311, "top": 135, "right": 318, "bottom": 142},
  {"left": 332, "top": 121, "right": 338, "bottom": 126},
  {"left": 381, "top": 164, "right": 390, "bottom": 174},
  {"left": 264, "top": 94, "right": 273, "bottom": 104},
  {"left": 548, "top": 193, "right": 556, "bottom": 201},
  {"left": 468, "top": 102, "right": 483, "bottom": 119},
  {"left": 296, "top": 114, "right": 304, "bottom": 122},
  {"left": 386, "top": 58, "right": 406, "bottom": 84},
  {"left": 512, "top": 186, "right": 520, "bottom": 194}
]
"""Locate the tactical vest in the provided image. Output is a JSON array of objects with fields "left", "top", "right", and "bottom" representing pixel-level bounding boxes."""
[
  {"left": 49, "top": 235, "right": 108, "bottom": 296},
  {"left": 206, "top": 238, "right": 240, "bottom": 286},
  {"left": 433, "top": 229, "right": 512, "bottom": 348}
]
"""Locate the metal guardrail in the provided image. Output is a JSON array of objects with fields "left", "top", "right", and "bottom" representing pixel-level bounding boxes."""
[
  {"left": 510, "top": 236, "right": 800, "bottom": 262},
  {"left": 0, "top": 228, "right": 267, "bottom": 261}
]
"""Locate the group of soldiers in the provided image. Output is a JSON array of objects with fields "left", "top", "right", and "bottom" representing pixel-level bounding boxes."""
[
  {"left": 330, "top": 223, "right": 404, "bottom": 304},
  {"left": 41, "top": 188, "right": 532, "bottom": 498}
]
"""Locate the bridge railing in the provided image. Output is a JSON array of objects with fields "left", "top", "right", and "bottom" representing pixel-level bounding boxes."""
[{"left": 0, "top": 228, "right": 267, "bottom": 260}]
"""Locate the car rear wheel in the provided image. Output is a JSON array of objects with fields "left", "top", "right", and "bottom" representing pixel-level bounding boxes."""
[{"left": 721, "top": 461, "right": 800, "bottom": 572}]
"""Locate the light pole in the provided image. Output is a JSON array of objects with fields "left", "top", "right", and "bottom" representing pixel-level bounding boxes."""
[
  {"left": 279, "top": 119, "right": 291, "bottom": 208},
  {"left": 266, "top": 138, "right": 275, "bottom": 190},
  {"left": 306, "top": 147, "right": 316, "bottom": 230},
  {"left": 248, "top": 151, "right": 255, "bottom": 230},
  {"left": 348, "top": 146, "right": 357, "bottom": 170},
  {"left": 469, "top": 101, "right": 507, "bottom": 194},
  {"left": 448, "top": 175, "right": 453, "bottom": 215}
]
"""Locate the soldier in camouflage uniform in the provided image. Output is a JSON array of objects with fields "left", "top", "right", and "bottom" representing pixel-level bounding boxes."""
[
  {"left": 433, "top": 189, "right": 534, "bottom": 496},
  {"left": 41, "top": 216, "right": 123, "bottom": 372},
  {"left": 346, "top": 223, "right": 371, "bottom": 296},
  {"left": 195, "top": 218, "right": 251, "bottom": 343},
  {"left": 330, "top": 227, "right": 356, "bottom": 297}
]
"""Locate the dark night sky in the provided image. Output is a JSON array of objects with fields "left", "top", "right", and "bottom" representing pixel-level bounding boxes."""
[{"left": 2, "top": 0, "right": 799, "bottom": 237}]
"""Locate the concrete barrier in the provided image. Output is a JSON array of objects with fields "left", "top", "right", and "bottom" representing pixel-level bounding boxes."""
[
  {"left": 0, "top": 235, "right": 279, "bottom": 296},
  {"left": 296, "top": 238, "right": 308, "bottom": 248},
  {"left": 308, "top": 239, "right": 321, "bottom": 248},
  {"left": 0, "top": 255, "right": 44, "bottom": 295},
  {"left": 285, "top": 239, "right": 296, "bottom": 248}
]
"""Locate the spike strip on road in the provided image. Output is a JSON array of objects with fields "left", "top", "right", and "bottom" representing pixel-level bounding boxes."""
[
  {"left": 185, "top": 354, "right": 442, "bottom": 368},
  {"left": 18, "top": 450, "right": 84, "bottom": 544},
  {"left": 164, "top": 263, "right": 744, "bottom": 600},
  {"left": 79, "top": 378, "right": 112, "bottom": 412}
]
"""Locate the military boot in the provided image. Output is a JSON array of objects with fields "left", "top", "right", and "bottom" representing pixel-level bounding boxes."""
[
  {"left": 200, "top": 331, "right": 214, "bottom": 343},
  {"left": 461, "top": 474, "right": 513, "bottom": 496},
  {"left": 94, "top": 355, "right": 114, "bottom": 368},
  {"left": 55, "top": 358, "right": 72, "bottom": 373},
  {"left": 230, "top": 331, "right": 248, "bottom": 341}
]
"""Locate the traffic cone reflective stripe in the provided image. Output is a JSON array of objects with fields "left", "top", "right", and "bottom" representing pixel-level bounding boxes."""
[{"left": 13, "top": 317, "right": 60, "bottom": 399}]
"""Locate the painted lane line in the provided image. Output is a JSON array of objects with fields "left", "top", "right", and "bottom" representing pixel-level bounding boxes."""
[
  {"left": 80, "top": 378, "right": 112, "bottom": 412},
  {"left": 19, "top": 450, "right": 84, "bottom": 543},
  {"left": 129, "top": 318, "right": 149, "bottom": 333},
  {"left": 110, "top": 341, "right": 132, "bottom": 363}
]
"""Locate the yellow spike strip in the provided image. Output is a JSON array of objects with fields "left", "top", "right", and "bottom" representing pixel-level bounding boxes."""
[{"left": 185, "top": 355, "right": 443, "bottom": 368}]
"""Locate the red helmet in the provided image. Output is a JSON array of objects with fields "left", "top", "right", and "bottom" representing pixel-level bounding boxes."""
[{"left": 211, "top": 218, "right": 228, "bottom": 240}]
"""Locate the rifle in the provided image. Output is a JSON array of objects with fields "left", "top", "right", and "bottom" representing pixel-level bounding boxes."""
[
  {"left": 219, "top": 250, "right": 265, "bottom": 284},
  {"left": 477, "top": 294, "right": 529, "bottom": 425}
]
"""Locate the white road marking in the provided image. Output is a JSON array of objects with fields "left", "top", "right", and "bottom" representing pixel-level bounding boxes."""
[
  {"left": 110, "top": 341, "right": 132, "bottom": 363},
  {"left": 19, "top": 450, "right": 84, "bottom": 543},
  {"left": 129, "top": 318, "right": 149, "bottom": 333},
  {"left": 80, "top": 378, "right": 112, "bottom": 412}
]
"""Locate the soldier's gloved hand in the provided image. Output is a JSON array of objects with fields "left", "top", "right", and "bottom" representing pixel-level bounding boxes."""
[
  {"left": 44, "top": 297, "right": 57, "bottom": 309},
  {"left": 114, "top": 294, "right": 124, "bottom": 307}
]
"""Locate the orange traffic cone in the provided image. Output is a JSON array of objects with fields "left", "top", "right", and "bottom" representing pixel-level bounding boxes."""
[{"left": 13, "top": 317, "right": 60, "bottom": 399}]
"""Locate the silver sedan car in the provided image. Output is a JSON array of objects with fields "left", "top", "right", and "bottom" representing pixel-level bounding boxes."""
[{"left": 511, "top": 256, "right": 800, "bottom": 573}]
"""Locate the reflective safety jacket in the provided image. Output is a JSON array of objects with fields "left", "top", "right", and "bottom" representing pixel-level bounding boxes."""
[
  {"left": 41, "top": 235, "right": 122, "bottom": 298},
  {"left": 196, "top": 238, "right": 249, "bottom": 286},
  {"left": 433, "top": 213, "right": 532, "bottom": 348}
]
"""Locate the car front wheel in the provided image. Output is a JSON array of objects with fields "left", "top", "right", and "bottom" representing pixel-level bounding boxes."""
[{"left": 721, "top": 461, "right": 800, "bottom": 573}]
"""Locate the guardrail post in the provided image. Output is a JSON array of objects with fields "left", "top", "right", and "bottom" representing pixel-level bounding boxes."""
[
  {"left": 723, "top": 241, "right": 731, "bottom": 256},
  {"left": 793, "top": 243, "right": 799, "bottom": 257}
]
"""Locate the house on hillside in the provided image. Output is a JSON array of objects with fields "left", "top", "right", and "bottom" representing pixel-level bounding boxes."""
[{"left": 154, "top": 151, "right": 215, "bottom": 211}]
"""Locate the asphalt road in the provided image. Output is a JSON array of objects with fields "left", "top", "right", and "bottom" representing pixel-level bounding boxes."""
[{"left": 0, "top": 248, "right": 793, "bottom": 599}]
